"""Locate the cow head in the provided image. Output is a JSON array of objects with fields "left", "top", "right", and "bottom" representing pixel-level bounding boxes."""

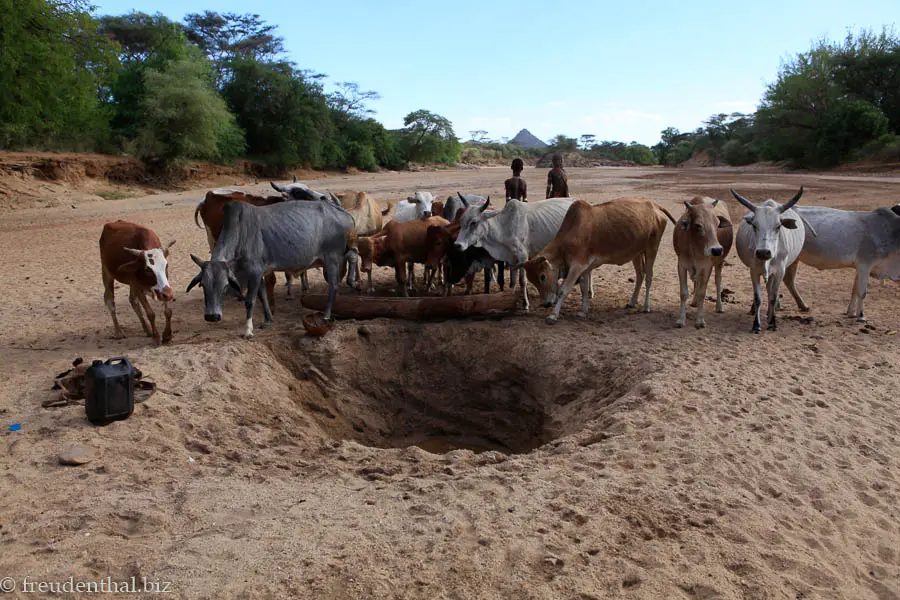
[
  {"left": 405, "top": 191, "right": 435, "bottom": 218},
  {"left": 357, "top": 236, "right": 388, "bottom": 274},
  {"left": 523, "top": 256, "right": 560, "bottom": 307},
  {"left": 731, "top": 187, "right": 803, "bottom": 263},
  {"left": 270, "top": 180, "right": 331, "bottom": 203},
  {"left": 680, "top": 199, "right": 728, "bottom": 257},
  {"left": 454, "top": 196, "right": 495, "bottom": 251},
  {"left": 185, "top": 254, "right": 242, "bottom": 323},
  {"left": 120, "top": 241, "right": 175, "bottom": 301}
]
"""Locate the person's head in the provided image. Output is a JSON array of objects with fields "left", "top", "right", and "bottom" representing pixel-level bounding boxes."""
[
  {"left": 511, "top": 158, "right": 524, "bottom": 174},
  {"left": 551, "top": 154, "right": 564, "bottom": 169}
]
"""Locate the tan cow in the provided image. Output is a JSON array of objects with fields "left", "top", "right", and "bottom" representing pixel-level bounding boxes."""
[
  {"left": 524, "top": 198, "right": 675, "bottom": 324},
  {"left": 99, "top": 221, "right": 175, "bottom": 344},
  {"left": 672, "top": 196, "right": 734, "bottom": 329},
  {"left": 330, "top": 191, "right": 384, "bottom": 237}
]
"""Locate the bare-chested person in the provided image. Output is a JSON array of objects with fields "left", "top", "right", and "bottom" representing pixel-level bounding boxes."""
[
  {"left": 504, "top": 158, "right": 527, "bottom": 201},
  {"left": 545, "top": 153, "right": 569, "bottom": 198}
]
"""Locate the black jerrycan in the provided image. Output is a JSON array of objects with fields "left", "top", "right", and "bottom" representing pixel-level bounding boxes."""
[{"left": 84, "top": 357, "right": 135, "bottom": 424}]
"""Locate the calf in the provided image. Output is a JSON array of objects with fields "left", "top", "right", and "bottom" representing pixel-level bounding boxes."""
[
  {"left": 359, "top": 216, "right": 450, "bottom": 296},
  {"left": 424, "top": 222, "right": 504, "bottom": 295},
  {"left": 99, "top": 221, "right": 175, "bottom": 344},
  {"left": 732, "top": 187, "right": 806, "bottom": 333},
  {"left": 523, "top": 198, "right": 675, "bottom": 324},
  {"left": 672, "top": 196, "right": 734, "bottom": 328},
  {"left": 782, "top": 204, "right": 900, "bottom": 321}
]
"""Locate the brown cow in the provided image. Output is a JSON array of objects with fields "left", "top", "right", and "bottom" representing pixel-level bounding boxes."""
[
  {"left": 358, "top": 216, "right": 450, "bottom": 296},
  {"left": 330, "top": 191, "right": 384, "bottom": 237},
  {"left": 524, "top": 198, "right": 676, "bottom": 324},
  {"left": 194, "top": 189, "right": 305, "bottom": 305},
  {"left": 672, "top": 196, "right": 734, "bottom": 329},
  {"left": 99, "top": 221, "right": 175, "bottom": 344}
]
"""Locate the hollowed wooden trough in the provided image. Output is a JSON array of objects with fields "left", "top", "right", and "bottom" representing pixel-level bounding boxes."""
[{"left": 300, "top": 292, "right": 520, "bottom": 321}]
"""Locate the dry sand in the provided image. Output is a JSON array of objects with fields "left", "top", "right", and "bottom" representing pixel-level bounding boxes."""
[{"left": 1, "top": 165, "right": 899, "bottom": 599}]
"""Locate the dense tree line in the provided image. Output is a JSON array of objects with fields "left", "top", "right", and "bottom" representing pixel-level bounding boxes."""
[
  {"left": 0, "top": 1, "right": 461, "bottom": 171},
  {"left": 653, "top": 28, "right": 900, "bottom": 168}
]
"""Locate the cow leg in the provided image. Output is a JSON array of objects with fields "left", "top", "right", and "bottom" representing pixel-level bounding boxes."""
[
  {"left": 519, "top": 267, "right": 529, "bottom": 310},
  {"left": 242, "top": 276, "right": 261, "bottom": 339},
  {"left": 129, "top": 287, "right": 153, "bottom": 338},
  {"left": 395, "top": 262, "right": 409, "bottom": 297},
  {"left": 587, "top": 271, "right": 594, "bottom": 299},
  {"left": 135, "top": 291, "right": 160, "bottom": 344},
  {"left": 484, "top": 265, "right": 492, "bottom": 295},
  {"left": 626, "top": 256, "right": 645, "bottom": 309},
  {"left": 782, "top": 260, "right": 809, "bottom": 312},
  {"left": 693, "top": 266, "right": 712, "bottom": 329},
  {"left": 257, "top": 281, "right": 274, "bottom": 328},
  {"left": 301, "top": 271, "right": 310, "bottom": 292},
  {"left": 366, "top": 269, "right": 374, "bottom": 294},
  {"left": 102, "top": 266, "right": 126, "bottom": 339},
  {"left": 714, "top": 262, "right": 725, "bottom": 313},
  {"left": 853, "top": 265, "right": 872, "bottom": 322},
  {"left": 750, "top": 271, "right": 764, "bottom": 333},
  {"left": 498, "top": 262, "right": 505, "bottom": 291},
  {"left": 285, "top": 272, "right": 294, "bottom": 298},
  {"left": 162, "top": 299, "right": 173, "bottom": 344},
  {"left": 508, "top": 266, "right": 518, "bottom": 291},
  {"left": 577, "top": 271, "right": 592, "bottom": 318},
  {"left": 675, "top": 261, "right": 690, "bottom": 328},
  {"left": 264, "top": 273, "right": 276, "bottom": 314},
  {"left": 323, "top": 256, "right": 341, "bottom": 320},
  {"left": 465, "top": 273, "right": 475, "bottom": 294},
  {"left": 641, "top": 238, "right": 663, "bottom": 313},
  {"left": 766, "top": 266, "right": 785, "bottom": 331},
  {"left": 408, "top": 263, "right": 416, "bottom": 294},
  {"left": 546, "top": 265, "right": 585, "bottom": 324}
]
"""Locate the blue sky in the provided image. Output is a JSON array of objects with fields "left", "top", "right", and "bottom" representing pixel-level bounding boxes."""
[{"left": 92, "top": 0, "right": 898, "bottom": 146}]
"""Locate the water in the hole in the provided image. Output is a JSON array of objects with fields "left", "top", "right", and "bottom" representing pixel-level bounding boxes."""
[{"left": 411, "top": 436, "right": 509, "bottom": 454}]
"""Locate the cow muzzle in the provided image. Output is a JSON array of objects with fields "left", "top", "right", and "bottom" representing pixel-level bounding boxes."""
[
  {"left": 755, "top": 249, "right": 772, "bottom": 260},
  {"left": 709, "top": 246, "right": 723, "bottom": 257},
  {"left": 154, "top": 286, "right": 175, "bottom": 302},
  {"left": 422, "top": 211, "right": 432, "bottom": 218},
  {"left": 204, "top": 313, "right": 222, "bottom": 323}
]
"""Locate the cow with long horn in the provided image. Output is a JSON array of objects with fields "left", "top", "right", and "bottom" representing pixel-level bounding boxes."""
[{"left": 732, "top": 186, "right": 807, "bottom": 333}]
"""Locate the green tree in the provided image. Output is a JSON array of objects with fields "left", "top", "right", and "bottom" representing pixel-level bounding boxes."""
[
  {"left": 548, "top": 134, "right": 578, "bottom": 152},
  {"left": 0, "top": 0, "right": 119, "bottom": 150},
  {"left": 133, "top": 59, "right": 244, "bottom": 165},
  {"left": 398, "top": 110, "right": 459, "bottom": 164},
  {"left": 622, "top": 143, "right": 656, "bottom": 165}
]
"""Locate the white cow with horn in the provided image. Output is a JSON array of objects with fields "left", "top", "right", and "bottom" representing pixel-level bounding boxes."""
[{"left": 732, "top": 186, "right": 809, "bottom": 333}]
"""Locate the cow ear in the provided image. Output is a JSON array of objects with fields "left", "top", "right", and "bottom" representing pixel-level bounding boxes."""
[
  {"left": 781, "top": 217, "right": 798, "bottom": 229},
  {"left": 407, "top": 196, "right": 419, "bottom": 204},
  {"left": 742, "top": 214, "right": 754, "bottom": 224},
  {"left": 717, "top": 216, "right": 731, "bottom": 228},
  {"left": 116, "top": 259, "right": 143, "bottom": 279}
]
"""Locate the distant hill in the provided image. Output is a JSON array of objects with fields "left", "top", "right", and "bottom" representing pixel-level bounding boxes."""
[{"left": 509, "top": 129, "right": 547, "bottom": 149}]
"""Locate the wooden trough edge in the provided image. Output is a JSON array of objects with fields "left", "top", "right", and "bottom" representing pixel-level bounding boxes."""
[{"left": 300, "top": 292, "right": 521, "bottom": 321}]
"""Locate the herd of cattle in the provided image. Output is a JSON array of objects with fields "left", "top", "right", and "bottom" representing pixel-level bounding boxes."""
[{"left": 99, "top": 176, "right": 900, "bottom": 342}]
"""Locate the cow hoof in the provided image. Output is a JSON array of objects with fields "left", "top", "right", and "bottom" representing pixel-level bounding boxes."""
[
  {"left": 242, "top": 333, "right": 254, "bottom": 340},
  {"left": 674, "top": 320, "right": 685, "bottom": 329},
  {"left": 545, "top": 315, "right": 559, "bottom": 325},
  {"left": 112, "top": 332, "right": 126, "bottom": 340},
  {"left": 798, "top": 306, "right": 811, "bottom": 313},
  {"left": 162, "top": 333, "right": 173, "bottom": 344},
  {"left": 715, "top": 306, "right": 725, "bottom": 314},
  {"left": 856, "top": 316, "right": 867, "bottom": 323},
  {"left": 625, "top": 303, "right": 637, "bottom": 310},
  {"left": 768, "top": 324, "right": 777, "bottom": 331},
  {"left": 260, "top": 321, "right": 273, "bottom": 329},
  {"left": 750, "top": 327, "right": 761, "bottom": 334},
  {"left": 695, "top": 320, "right": 707, "bottom": 329},
  {"left": 576, "top": 311, "right": 587, "bottom": 319}
]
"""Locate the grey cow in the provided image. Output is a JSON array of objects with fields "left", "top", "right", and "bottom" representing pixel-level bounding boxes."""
[
  {"left": 732, "top": 187, "right": 807, "bottom": 333},
  {"left": 782, "top": 204, "right": 900, "bottom": 321},
  {"left": 443, "top": 192, "right": 487, "bottom": 222},
  {"left": 186, "top": 200, "right": 356, "bottom": 338}
]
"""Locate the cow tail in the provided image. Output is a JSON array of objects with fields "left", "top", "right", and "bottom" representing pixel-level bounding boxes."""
[
  {"left": 194, "top": 200, "right": 204, "bottom": 228},
  {"left": 658, "top": 205, "right": 677, "bottom": 225}
]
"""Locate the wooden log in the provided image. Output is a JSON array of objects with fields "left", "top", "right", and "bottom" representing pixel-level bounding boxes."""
[{"left": 300, "top": 292, "right": 520, "bottom": 320}]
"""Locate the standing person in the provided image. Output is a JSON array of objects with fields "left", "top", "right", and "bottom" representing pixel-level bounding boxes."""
[
  {"left": 546, "top": 153, "right": 569, "bottom": 198},
  {"left": 504, "top": 158, "right": 528, "bottom": 201}
]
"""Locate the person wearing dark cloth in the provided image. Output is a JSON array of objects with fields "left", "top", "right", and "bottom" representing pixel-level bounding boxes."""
[
  {"left": 504, "top": 158, "right": 527, "bottom": 201},
  {"left": 546, "top": 153, "right": 569, "bottom": 198}
]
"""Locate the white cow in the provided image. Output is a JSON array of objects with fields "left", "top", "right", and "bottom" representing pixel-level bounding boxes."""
[
  {"left": 732, "top": 187, "right": 807, "bottom": 333},
  {"left": 453, "top": 197, "right": 576, "bottom": 309},
  {"left": 392, "top": 191, "right": 436, "bottom": 222},
  {"left": 781, "top": 204, "right": 900, "bottom": 322}
]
